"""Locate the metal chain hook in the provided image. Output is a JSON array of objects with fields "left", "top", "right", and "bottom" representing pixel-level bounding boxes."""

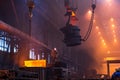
[{"left": 91, "top": 0, "right": 96, "bottom": 12}]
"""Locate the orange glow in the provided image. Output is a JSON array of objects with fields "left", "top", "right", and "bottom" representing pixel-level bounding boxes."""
[
  {"left": 71, "top": 11, "right": 76, "bottom": 16},
  {"left": 106, "top": 0, "right": 112, "bottom": 6},
  {"left": 106, "top": 0, "right": 112, "bottom": 3},
  {"left": 110, "top": 64, "right": 120, "bottom": 77},
  {"left": 112, "top": 30, "right": 115, "bottom": 33},
  {"left": 98, "top": 31, "right": 101, "bottom": 35},
  {"left": 24, "top": 60, "right": 46, "bottom": 67},
  {"left": 105, "top": 57, "right": 115, "bottom": 61},
  {"left": 114, "top": 38, "right": 117, "bottom": 43},
  {"left": 96, "top": 26, "right": 99, "bottom": 29},
  {"left": 102, "top": 39, "right": 105, "bottom": 43},
  {"left": 107, "top": 0, "right": 111, "bottom": 2},
  {"left": 110, "top": 18, "right": 114, "bottom": 22},
  {"left": 85, "top": 10, "right": 92, "bottom": 20},
  {"left": 101, "top": 40, "right": 107, "bottom": 48},
  {"left": 107, "top": 51, "right": 110, "bottom": 54},
  {"left": 103, "top": 42, "right": 106, "bottom": 46},
  {"left": 93, "top": 19, "right": 96, "bottom": 23},
  {"left": 101, "top": 39, "right": 107, "bottom": 48},
  {"left": 70, "top": 11, "right": 78, "bottom": 23},
  {"left": 88, "top": 10, "right": 92, "bottom": 14},
  {"left": 100, "top": 37, "right": 103, "bottom": 39},
  {"left": 96, "top": 27, "right": 108, "bottom": 48},
  {"left": 112, "top": 24, "right": 115, "bottom": 28},
  {"left": 113, "top": 35, "right": 116, "bottom": 38}
]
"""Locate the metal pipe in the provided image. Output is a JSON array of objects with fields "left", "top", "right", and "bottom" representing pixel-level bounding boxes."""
[{"left": 0, "top": 20, "right": 51, "bottom": 50}]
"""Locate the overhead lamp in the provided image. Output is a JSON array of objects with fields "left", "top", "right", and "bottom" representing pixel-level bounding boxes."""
[{"left": 60, "top": 0, "right": 96, "bottom": 47}]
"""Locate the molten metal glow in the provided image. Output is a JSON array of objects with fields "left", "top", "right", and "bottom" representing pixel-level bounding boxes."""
[
  {"left": 104, "top": 57, "right": 115, "bottom": 61},
  {"left": 71, "top": 11, "right": 76, "bottom": 16},
  {"left": 24, "top": 60, "right": 46, "bottom": 67}
]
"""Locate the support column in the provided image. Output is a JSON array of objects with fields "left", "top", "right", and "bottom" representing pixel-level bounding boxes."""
[{"left": 107, "top": 61, "right": 110, "bottom": 78}]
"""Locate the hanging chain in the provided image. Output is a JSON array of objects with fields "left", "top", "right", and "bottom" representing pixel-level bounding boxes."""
[
  {"left": 83, "top": 0, "right": 96, "bottom": 41},
  {"left": 92, "top": 0, "right": 96, "bottom": 5}
]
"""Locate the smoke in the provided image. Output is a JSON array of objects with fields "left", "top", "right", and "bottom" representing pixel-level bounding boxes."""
[{"left": 72, "top": 47, "right": 99, "bottom": 78}]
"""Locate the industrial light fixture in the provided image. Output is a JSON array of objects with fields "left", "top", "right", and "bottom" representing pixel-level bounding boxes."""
[{"left": 60, "top": 0, "right": 96, "bottom": 47}]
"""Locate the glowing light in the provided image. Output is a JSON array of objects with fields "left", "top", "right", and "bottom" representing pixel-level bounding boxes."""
[
  {"left": 93, "top": 19, "right": 96, "bottom": 23},
  {"left": 110, "top": 18, "right": 114, "bottom": 22},
  {"left": 112, "top": 24, "right": 115, "bottom": 28},
  {"left": 103, "top": 42, "right": 106, "bottom": 46},
  {"left": 70, "top": 11, "right": 78, "bottom": 23},
  {"left": 96, "top": 26, "right": 99, "bottom": 29},
  {"left": 24, "top": 60, "right": 46, "bottom": 67},
  {"left": 107, "top": 51, "right": 110, "bottom": 54},
  {"left": 71, "top": 11, "right": 76, "bottom": 16},
  {"left": 101, "top": 75, "right": 105, "bottom": 79},
  {"left": 96, "top": 25, "right": 108, "bottom": 48},
  {"left": 101, "top": 39, "right": 107, "bottom": 47},
  {"left": 102, "top": 43, "right": 107, "bottom": 48},
  {"left": 114, "top": 39, "right": 117, "bottom": 43},
  {"left": 85, "top": 10, "right": 92, "bottom": 20},
  {"left": 88, "top": 10, "right": 92, "bottom": 14},
  {"left": 105, "top": 57, "right": 115, "bottom": 61},
  {"left": 54, "top": 48, "right": 57, "bottom": 51},
  {"left": 100, "top": 37, "right": 103, "bottom": 39},
  {"left": 107, "top": 0, "right": 111, "bottom": 2},
  {"left": 98, "top": 31, "right": 101, "bottom": 35},
  {"left": 106, "top": 0, "right": 112, "bottom": 6},
  {"left": 112, "top": 30, "right": 115, "bottom": 33},
  {"left": 113, "top": 35, "right": 116, "bottom": 38},
  {"left": 110, "top": 20, "right": 117, "bottom": 44},
  {"left": 102, "top": 39, "right": 105, "bottom": 43}
]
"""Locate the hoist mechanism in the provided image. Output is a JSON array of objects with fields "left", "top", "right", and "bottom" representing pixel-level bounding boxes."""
[
  {"left": 60, "top": 0, "right": 96, "bottom": 47},
  {"left": 27, "top": 0, "right": 35, "bottom": 19}
]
